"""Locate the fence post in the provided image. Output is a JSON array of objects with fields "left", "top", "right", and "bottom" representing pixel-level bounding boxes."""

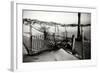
[
  {"left": 72, "top": 35, "right": 75, "bottom": 52},
  {"left": 81, "top": 27, "right": 84, "bottom": 59},
  {"left": 29, "top": 23, "right": 32, "bottom": 55},
  {"left": 77, "top": 12, "right": 81, "bottom": 40}
]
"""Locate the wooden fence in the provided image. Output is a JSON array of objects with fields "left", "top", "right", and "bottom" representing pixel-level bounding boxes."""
[{"left": 32, "top": 35, "right": 45, "bottom": 53}]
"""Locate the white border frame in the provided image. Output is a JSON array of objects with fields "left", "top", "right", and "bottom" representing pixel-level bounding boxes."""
[{"left": 11, "top": 1, "right": 97, "bottom": 72}]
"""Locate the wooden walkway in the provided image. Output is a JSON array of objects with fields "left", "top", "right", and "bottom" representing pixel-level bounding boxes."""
[{"left": 23, "top": 49, "right": 78, "bottom": 62}]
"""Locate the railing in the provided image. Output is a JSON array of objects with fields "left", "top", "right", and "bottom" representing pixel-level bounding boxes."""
[{"left": 32, "top": 35, "right": 45, "bottom": 53}]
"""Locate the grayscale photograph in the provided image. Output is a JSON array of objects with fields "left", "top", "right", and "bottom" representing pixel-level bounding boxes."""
[{"left": 22, "top": 10, "right": 91, "bottom": 62}]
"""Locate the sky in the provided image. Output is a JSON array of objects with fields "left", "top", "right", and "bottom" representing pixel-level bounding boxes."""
[{"left": 23, "top": 10, "right": 91, "bottom": 24}]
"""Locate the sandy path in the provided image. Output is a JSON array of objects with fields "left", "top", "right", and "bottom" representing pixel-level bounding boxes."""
[{"left": 23, "top": 49, "right": 78, "bottom": 62}]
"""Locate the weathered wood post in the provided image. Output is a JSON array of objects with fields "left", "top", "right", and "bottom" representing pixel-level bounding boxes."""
[
  {"left": 54, "top": 24, "right": 56, "bottom": 46},
  {"left": 72, "top": 35, "right": 75, "bottom": 53},
  {"left": 64, "top": 25, "right": 67, "bottom": 39},
  {"left": 29, "top": 20, "right": 32, "bottom": 55},
  {"left": 81, "top": 27, "right": 84, "bottom": 59},
  {"left": 77, "top": 12, "right": 81, "bottom": 40},
  {"left": 57, "top": 25, "right": 59, "bottom": 38}
]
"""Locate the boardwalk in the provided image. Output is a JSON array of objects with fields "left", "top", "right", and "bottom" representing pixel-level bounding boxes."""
[{"left": 23, "top": 49, "right": 78, "bottom": 62}]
